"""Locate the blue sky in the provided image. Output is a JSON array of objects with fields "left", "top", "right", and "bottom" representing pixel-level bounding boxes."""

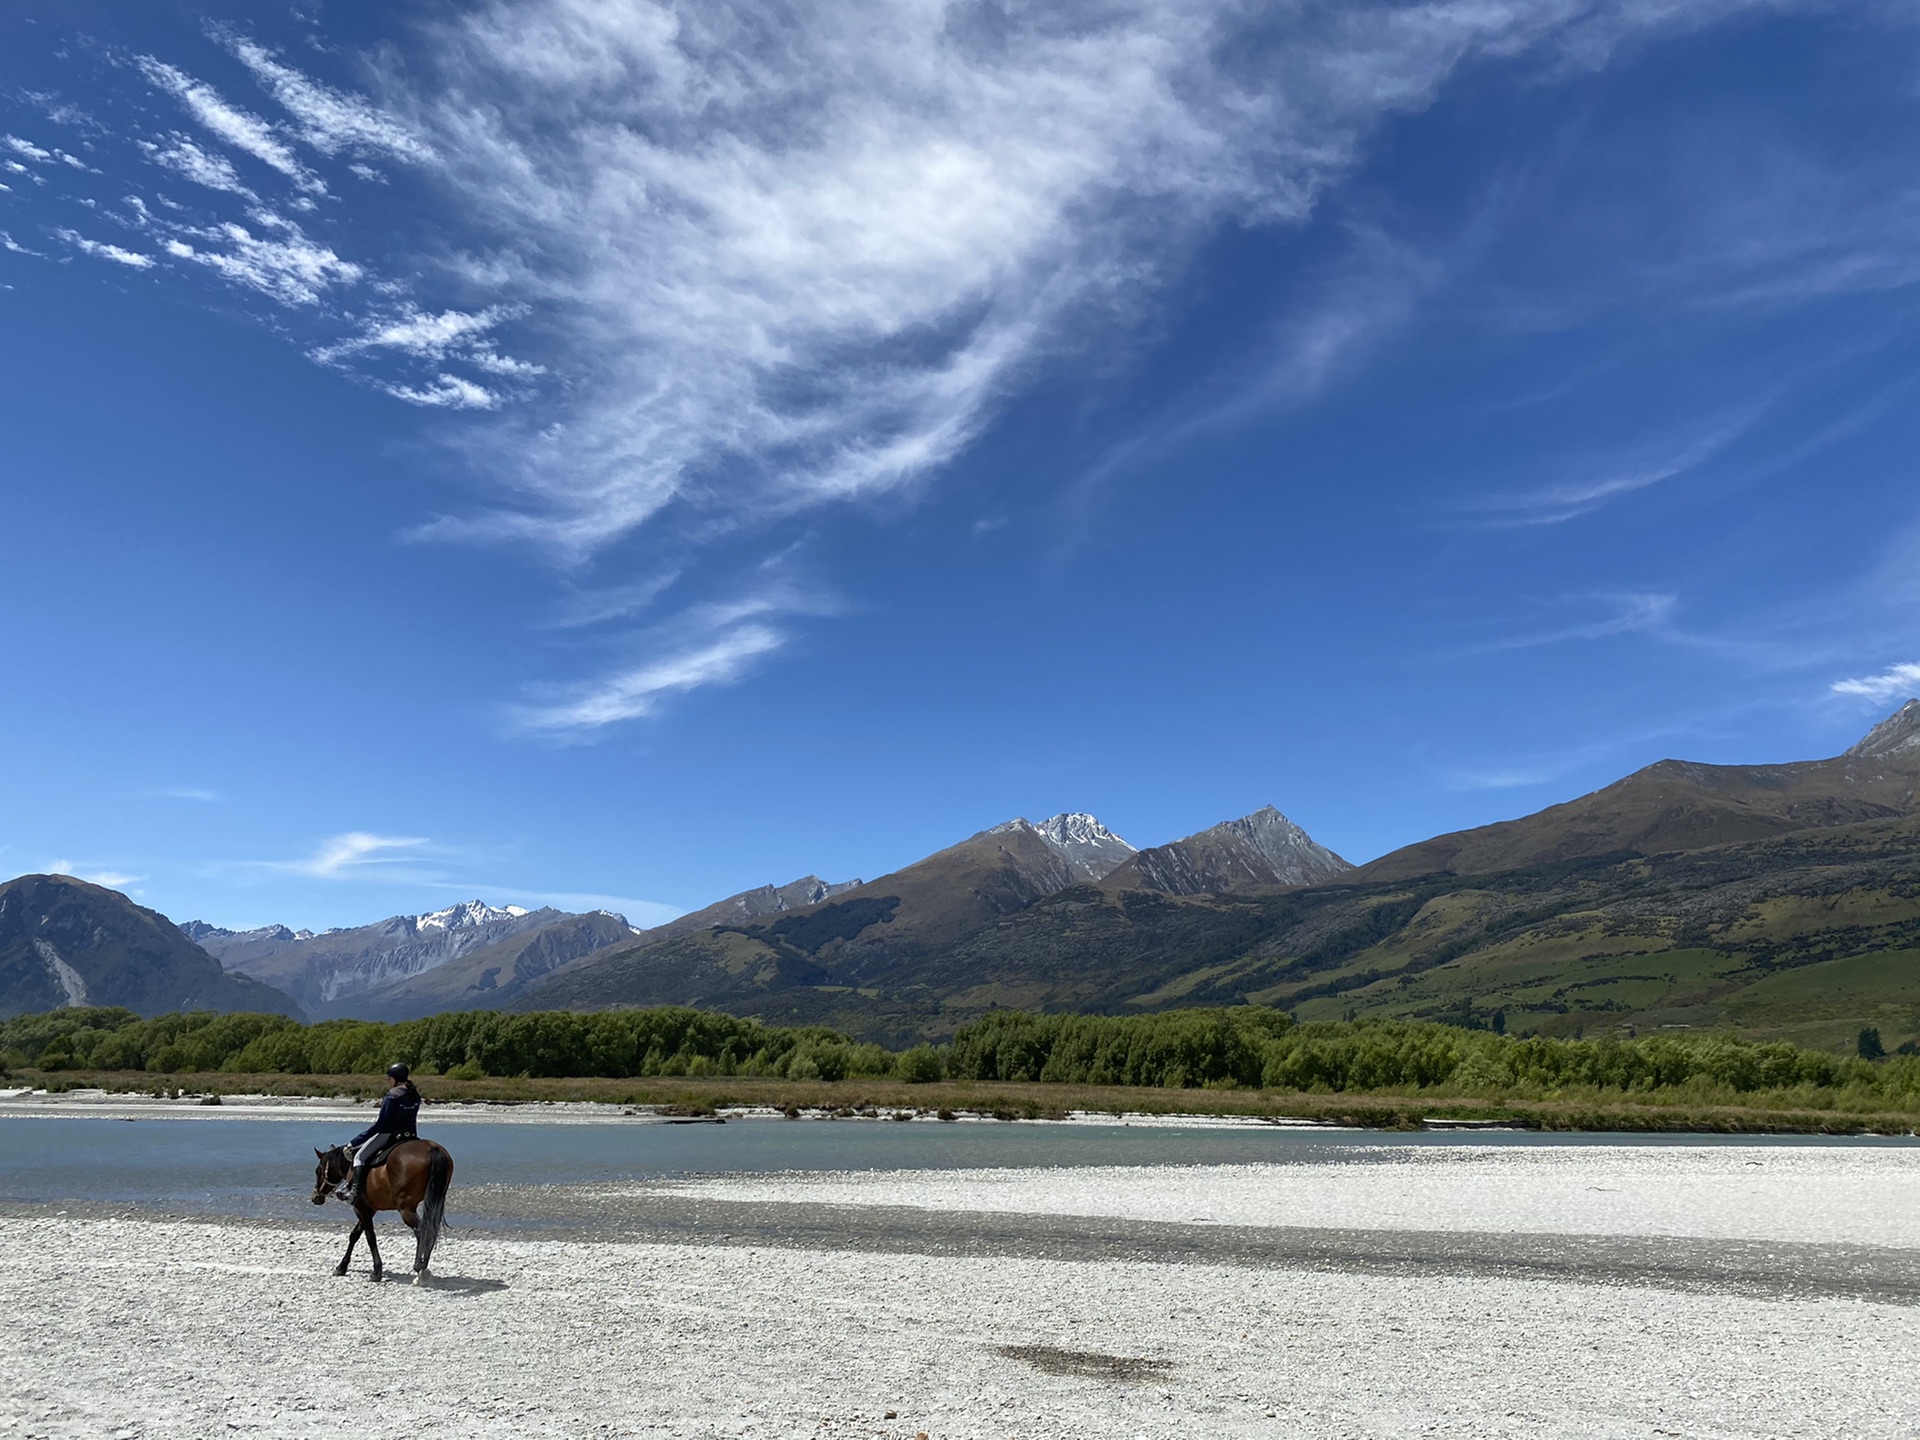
[{"left": 4, "top": 0, "right": 1919, "bottom": 931}]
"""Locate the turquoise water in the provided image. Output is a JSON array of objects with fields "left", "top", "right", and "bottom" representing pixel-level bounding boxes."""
[{"left": 0, "top": 1113, "right": 1912, "bottom": 1219}]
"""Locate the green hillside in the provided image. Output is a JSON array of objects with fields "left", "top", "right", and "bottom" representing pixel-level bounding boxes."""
[
  {"left": 506, "top": 814, "right": 1920, "bottom": 1050},
  {"left": 491, "top": 703, "right": 1920, "bottom": 1049},
  {"left": 0, "top": 874, "right": 301, "bottom": 1021}
]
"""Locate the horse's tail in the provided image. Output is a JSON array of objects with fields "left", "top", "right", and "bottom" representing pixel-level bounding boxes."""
[{"left": 414, "top": 1145, "right": 453, "bottom": 1272}]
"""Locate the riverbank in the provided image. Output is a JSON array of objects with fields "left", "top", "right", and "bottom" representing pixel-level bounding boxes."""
[
  {"left": 8, "top": 1067, "right": 1920, "bottom": 1134},
  {"left": 4, "top": 1142, "right": 1918, "bottom": 1439}
]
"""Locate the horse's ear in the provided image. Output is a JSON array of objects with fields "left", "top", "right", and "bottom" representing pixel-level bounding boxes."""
[{"left": 315, "top": 1148, "right": 325, "bottom": 1158}]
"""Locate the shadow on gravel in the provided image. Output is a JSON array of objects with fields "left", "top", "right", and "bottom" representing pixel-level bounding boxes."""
[
  {"left": 414, "top": 1275, "right": 509, "bottom": 1295},
  {"left": 997, "top": 1345, "right": 1172, "bottom": 1383}
]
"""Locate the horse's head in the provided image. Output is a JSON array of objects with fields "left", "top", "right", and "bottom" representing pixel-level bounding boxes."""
[{"left": 312, "top": 1146, "right": 348, "bottom": 1205}]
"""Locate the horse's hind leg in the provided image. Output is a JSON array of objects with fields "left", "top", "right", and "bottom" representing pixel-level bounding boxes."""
[{"left": 334, "top": 1221, "right": 364, "bottom": 1277}]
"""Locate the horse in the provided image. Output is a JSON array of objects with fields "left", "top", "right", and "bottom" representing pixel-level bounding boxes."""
[{"left": 311, "top": 1139, "right": 454, "bottom": 1283}]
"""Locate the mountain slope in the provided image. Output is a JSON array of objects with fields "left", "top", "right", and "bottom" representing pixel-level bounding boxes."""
[
  {"left": 192, "top": 901, "right": 631, "bottom": 1020},
  {"left": 0, "top": 875, "right": 300, "bottom": 1019},
  {"left": 1360, "top": 700, "right": 1920, "bottom": 882},
  {"left": 516, "top": 816, "right": 1110, "bottom": 1022},
  {"left": 1102, "top": 806, "right": 1351, "bottom": 894},
  {"left": 519, "top": 706, "right": 1920, "bottom": 1049},
  {"left": 641, "top": 875, "right": 862, "bottom": 943},
  {"left": 339, "top": 909, "right": 641, "bottom": 1021}
]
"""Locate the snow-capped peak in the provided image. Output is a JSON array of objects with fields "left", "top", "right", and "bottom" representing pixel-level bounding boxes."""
[
  {"left": 413, "top": 900, "right": 530, "bottom": 931},
  {"left": 996, "top": 811, "right": 1137, "bottom": 881},
  {"left": 1032, "top": 812, "right": 1134, "bottom": 852}
]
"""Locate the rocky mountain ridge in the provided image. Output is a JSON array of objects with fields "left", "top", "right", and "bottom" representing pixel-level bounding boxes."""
[
  {"left": 1003, "top": 812, "right": 1137, "bottom": 881},
  {"left": 190, "top": 900, "right": 637, "bottom": 1020},
  {"left": 1103, "top": 805, "right": 1351, "bottom": 894},
  {"left": 513, "top": 803, "right": 1338, "bottom": 1026}
]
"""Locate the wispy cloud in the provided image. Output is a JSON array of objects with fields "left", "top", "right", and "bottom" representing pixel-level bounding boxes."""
[
  {"left": 224, "top": 35, "right": 434, "bottom": 164},
  {"left": 543, "top": 572, "right": 685, "bottom": 631},
  {"left": 384, "top": 373, "right": 500, "bottom": 410},
  {"left": 137, "top": 56, "right": 322, "bottom": 194},
  {"left": 150, "top": 786, "right": 219, "bottom": 802},
  {"left": 141, "top": 134, "right": 258, "bottom": 199},
  {"left": 317, "top": 306, "right": 511, "bottom": 362},
  {"left": 1465, "top": 406, "right": 1767, "bottom": 526},
  {"left": 1832, "top": 662, "right": 1920, "bottom": 704},
  {"left": 45, "top": 861, "right": 145, "bottom": 889},
  {"left": 56, "top": 229, "right": 153, "bottom": 268},
  {"left": 159, "top": 222, "right": 360, "bottom": 306},
  {"left": 1471, "top": 591, "right": 1679, "bottom": 654},
  {"left": 259, "top": 832, "right": 431, "bottom": 879},
  {"left": 512, "top": 622, "right": 786, "bottom": 738},
  {"left": 26, "top": 1, "right": 1841, "bottom": 728}
]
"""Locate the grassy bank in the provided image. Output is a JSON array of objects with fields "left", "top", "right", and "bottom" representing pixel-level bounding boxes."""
[
  {"left": 13, "top": 1066, "right": 1919, "bottom": 1135},
  {"left": 7, "top": 1004, "right": 1920, "bottom": 1133}
]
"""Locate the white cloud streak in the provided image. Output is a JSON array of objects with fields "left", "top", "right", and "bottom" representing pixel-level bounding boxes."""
[
  {"left": 401, "top": 0, "right": 1691, "bottom": 559},
  {"left": 1465, "top": 404, "right": 1768, "bottom": 526},
  {"left": 512, "top": 622, "right": 786, "bottom": 736},
  {"left": 326, "top": 306, "right": 507, "bottom": 359},
  {"left": 137, "top": 57, "right": 322, "bottom": 193},
  {"left": 45, "top": 861, "right": 146, "bottom": 889},
  {"left": 39, "top": 1, "right": 1830, "bottom": 728},
  {"left": 267, "top": 832, "right": 432, "bottom": 878},
  {"left": 226, "top": 35, "right": 434, "bottom": 163},
  {"left": 1832, "top": 662, "right": 1920, "bottom": 703},
  {"left": 161, "top": 223, "right": 361, "bottom": 306},
  {"left": 1472, "top": 591, "right": 1680, "bottom": 653},
  {"left": 56, "top": 229, "right": 153, "bottom": 268},
  {"left": 384, "top": 373, "right": 500, "bottom": 410},
  {"left": 141, "top": 134, "right": 258, "bottom": 199}
]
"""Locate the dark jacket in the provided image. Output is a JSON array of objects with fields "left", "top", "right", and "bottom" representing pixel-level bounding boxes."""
[{"left": 351, "top": 1083, "right": 421, "bottom": 1147}]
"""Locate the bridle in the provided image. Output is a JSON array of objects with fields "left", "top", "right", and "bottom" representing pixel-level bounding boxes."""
[{"left": 311, "top": 1145, "right": 350, "bottom": 1205}]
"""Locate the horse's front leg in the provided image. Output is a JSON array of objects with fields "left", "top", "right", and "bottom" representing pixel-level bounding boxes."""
[
  {"left": 334, "top": 1220, "right": 364, "bottom": 1277},
  {"left": 359, "top": 1207, "right": 385, "bottom": 1282}
]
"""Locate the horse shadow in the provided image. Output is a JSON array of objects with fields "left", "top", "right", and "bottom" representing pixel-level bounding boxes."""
[{"left": 409, "top": 1274, "right": 509, "bottom": 1295}]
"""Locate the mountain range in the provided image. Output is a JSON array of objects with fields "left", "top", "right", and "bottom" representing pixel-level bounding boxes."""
[
  {"left": 5, "top": 703, "right": 1920, "bottom": 1052},
  {"left": 183, "top": 900, "right": 639, "bottom": 1021}
]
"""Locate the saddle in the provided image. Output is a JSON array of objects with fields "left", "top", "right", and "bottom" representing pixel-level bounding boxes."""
[
  {"left": 336, "top": 1132, "right": 418, "bottom": 1203},
  {"left": 356, "top": 1132, "right": 416, "bottom": 1171}
]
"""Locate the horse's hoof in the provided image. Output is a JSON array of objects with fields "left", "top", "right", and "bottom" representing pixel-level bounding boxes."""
[
  {"left": 370, "top": 1271, "right": 384, "bottom": 1284},
  {"left": 333, "top": 1265, "right": 349, "bottom": 1277}
]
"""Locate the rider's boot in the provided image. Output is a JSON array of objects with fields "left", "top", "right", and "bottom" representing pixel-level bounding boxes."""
[{"left": 347, "top": 1163, "right": 366, "bottom": 1208}]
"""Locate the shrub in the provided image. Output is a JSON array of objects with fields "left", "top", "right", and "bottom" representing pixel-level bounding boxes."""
[{"left": 896, "top": 1045, "right": 945, "bottom": 1083}]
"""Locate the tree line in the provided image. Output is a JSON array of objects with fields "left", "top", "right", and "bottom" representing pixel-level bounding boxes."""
[{"left": 3, "top": 1003, "right": 1917, "bottom": 1100}]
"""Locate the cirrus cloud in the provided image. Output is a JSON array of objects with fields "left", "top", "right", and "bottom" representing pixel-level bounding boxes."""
[
  {"left": 20, "top": 0, "right": 1834, "bottom": 732},
  {"left": 1832, "top": 662, "right": 1920, "bottom": 704}
]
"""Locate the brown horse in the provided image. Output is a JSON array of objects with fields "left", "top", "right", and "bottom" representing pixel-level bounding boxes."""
[{"left": 311, "top": 1139, "right": 454, "bottom": 1282}]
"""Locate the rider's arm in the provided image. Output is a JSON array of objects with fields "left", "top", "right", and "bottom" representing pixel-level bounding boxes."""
[{"left": 352, "top": 1089, "right": 402, "bottom": 1144}]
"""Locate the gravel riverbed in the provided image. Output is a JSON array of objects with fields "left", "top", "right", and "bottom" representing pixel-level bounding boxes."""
[{"left": 4, "top": 1145, "right": 1918, "bottom": 1439}]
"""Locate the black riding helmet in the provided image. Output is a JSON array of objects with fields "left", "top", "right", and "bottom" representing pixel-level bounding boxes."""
[{"left": 386, "top": 1062, "right": 410, "bottom": 1082}]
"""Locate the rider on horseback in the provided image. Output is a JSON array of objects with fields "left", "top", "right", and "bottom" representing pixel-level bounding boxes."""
[{"left": 346, "top": 1063, "right": 421, "bottom": 1207}]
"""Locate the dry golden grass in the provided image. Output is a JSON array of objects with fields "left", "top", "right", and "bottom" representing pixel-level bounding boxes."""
[{"left": 20, "top": 1068, "right": 1920, "bottom": 1134}]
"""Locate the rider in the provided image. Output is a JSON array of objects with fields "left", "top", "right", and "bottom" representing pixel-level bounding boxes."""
[{"left": 346, "top": 1063, "right": 421, "bottom": 1205}]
